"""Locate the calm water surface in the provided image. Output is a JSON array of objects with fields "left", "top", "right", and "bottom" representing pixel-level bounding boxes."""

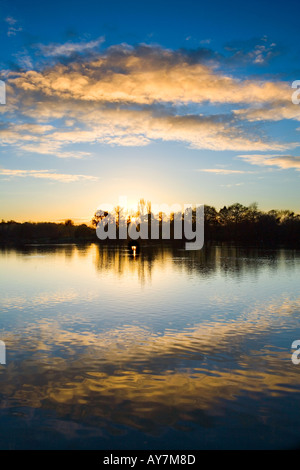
[{"left": 1, "top": 243, "right": 300, "bottom": 449}]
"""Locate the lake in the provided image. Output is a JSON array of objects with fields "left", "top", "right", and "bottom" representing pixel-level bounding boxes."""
[{"left": 1, "top": 243, "right": 300, "bottom": 450}]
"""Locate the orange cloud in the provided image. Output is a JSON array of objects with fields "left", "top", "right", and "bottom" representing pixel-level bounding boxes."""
[{"left": 1, "top": 44, "right": 297, "bottom": 156}]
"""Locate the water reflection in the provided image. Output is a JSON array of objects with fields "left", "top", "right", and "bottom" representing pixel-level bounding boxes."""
[
  {"left": 94, "top": 243, "right": 299, "bottom": 281},
  {"left": 1, "top": 243, "right": 298, "bottom": 282},
  {"left": 1, "top": 243, "right": 300, "bottom": 449}
]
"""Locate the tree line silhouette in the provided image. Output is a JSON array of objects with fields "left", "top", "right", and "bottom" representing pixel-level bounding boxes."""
[
  {"left": 0, "top": 219, "right": 96, "bottom": 245},
  {"left": 204, "top": 203, "right": 300, "bottom": 246},
  {"left": 1, "top": 202, "right": 299, "bottom": 247}
]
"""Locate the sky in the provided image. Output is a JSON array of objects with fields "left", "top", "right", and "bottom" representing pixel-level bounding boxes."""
[{"left": 0, "top": 0, "right": 300, "bottom": 223}]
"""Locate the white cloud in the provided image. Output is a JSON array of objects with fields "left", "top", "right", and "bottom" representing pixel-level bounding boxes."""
[
  {"left": 0, "top": 107, "right": 289, "bottom": 153},
  {"left": 5, "top": 16, "right": 17, "bottom": 25},
  {"left": 5, "top": 16, "right": 22, "bottom": 36},
  {"left": 0, "top": 168, "right": 98, "bottom": 182},
  {"left": 237, "top": 154, "right": 300, "bottom": 170},
  {"left": 37, "top": 37, "right": 105, "bottom": 57},
  {"left": 195, "top": 169, "right": 248, "bottom": 174}
]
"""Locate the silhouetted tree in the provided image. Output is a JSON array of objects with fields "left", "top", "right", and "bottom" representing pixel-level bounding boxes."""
[{"left": 1, "top": 201, "right": 299, "bottom": 247}]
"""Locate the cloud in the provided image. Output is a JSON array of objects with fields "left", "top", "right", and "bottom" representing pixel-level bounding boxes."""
[
  {"left": 195, "top": 168, "right": 248, "bottom": 174},
  {"left": 224, "top": 37, "right": 280, "bottom": 66},
  {"left": 0, "top": 122, "right": 92, "bottom": 157},
  {"left": 5, "top": 16, "right": 17, "bottom": 25},
  {"left": 237, "top": 154, "right": 300, "bottom": 170},
  {"left": 200, "top": 39, "right": 212, "bottom": 45},
  {"left": 0, "top": 43, "right": 298, "bottom": 157},
  {"left": 7, "top": 44, "right": 290, "bottom": 105},
  {"left": 5, "top": 16, "right": 22, "bottom": 36},
  {"left": 36, "top": 37, "right": 105, "bottom": 57},
  {"left": 13, "top": 51, "right": 34, "bottom": 70},
  {"left": 221, "top": 182, "right": 244, "bottom": 187},
  {"left": 0, "top": 168, "right": 98, "bottom": 182},
  {"left": 234, "top": 103, "right": 300, "bottom": 122},
  {"left": 0, "top": 106, "right": 288, "bottom": 153}
]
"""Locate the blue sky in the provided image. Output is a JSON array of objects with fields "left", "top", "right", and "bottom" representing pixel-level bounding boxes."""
[{"left": 0, "top": 0, "right": 300, "bottom": 222}]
